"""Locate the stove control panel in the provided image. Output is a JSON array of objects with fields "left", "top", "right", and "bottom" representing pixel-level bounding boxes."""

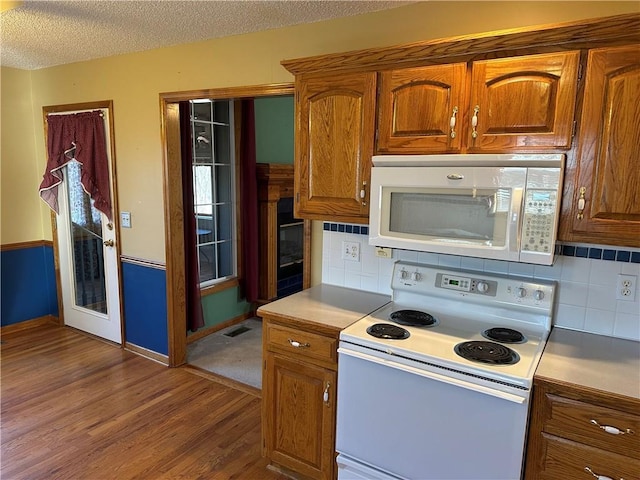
[
  {"left": 392, "top": 261, "right": 556, "bottom": 314},
  {"left": 437, "top": 273, "right": 497, "bottom": 296}
]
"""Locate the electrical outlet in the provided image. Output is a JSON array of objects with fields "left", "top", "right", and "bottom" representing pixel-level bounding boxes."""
[
  {"left": 375, "top": 247, "right": 393, "bottom": 258},
  {"left": 342, "top": 241, "right": 360, "bottom": 262},
  {"left": 616, "top": 274, "right": 637, "bottom": 301}
]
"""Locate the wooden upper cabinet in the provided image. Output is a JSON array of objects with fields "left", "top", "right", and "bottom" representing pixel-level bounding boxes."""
[
  {"left": 468, "top": 51, "right": 580, "bottom": 151},
  {"left": 376, "top": 52, "right": 580, "bottom": 154},
  {"left": 295, "top": 71, "right": 376, "bottom": 223},
  {"left": 377, "top": 63, "right": 467, "bottom": 153},
  {"left": 564, "top": 44, "right": 640, "bottom": 247}
]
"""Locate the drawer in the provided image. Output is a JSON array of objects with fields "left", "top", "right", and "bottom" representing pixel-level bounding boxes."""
[
  {"left": 539, "top": 433, "right": 640, "bottom": 480},
  {"left": 544, "top": 393, "right": 640, "bottom": 459},
  {"left": 265, "top": 323, "right": 337, "bottom": 367}
]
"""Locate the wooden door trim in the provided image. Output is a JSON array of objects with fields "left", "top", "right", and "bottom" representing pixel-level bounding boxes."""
[{"left": 160, "top": 83, "right": 294, "bottom": 367}]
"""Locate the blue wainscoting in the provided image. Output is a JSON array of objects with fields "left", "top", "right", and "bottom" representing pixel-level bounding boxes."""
[
  {"left": 121, "top": 261, "right": 168, "bottom": 355},
  {"left": 1, "top": 245, "right": 58, "bottom": 326}
]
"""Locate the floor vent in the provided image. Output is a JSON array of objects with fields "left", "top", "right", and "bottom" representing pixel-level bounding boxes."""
[{"left": 224, "top": 326, "right": 251, "bottom": 338}]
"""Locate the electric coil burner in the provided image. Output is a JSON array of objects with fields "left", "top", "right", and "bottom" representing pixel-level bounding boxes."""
[
  {"left": 454, "top": 340, "right": 520, "bottom": 365},
  {"left": 482, "top": 327, "right": 526, "bottom": 344},
  {"left": 389, "top": 309, "right": 438, "bottom": 327},
  {"left": 366, "top": 323, "right": 410, "bottom": 340}
]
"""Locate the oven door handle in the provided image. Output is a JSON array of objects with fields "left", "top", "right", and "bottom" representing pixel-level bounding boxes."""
[{"left": 339, "top": 347, "right": 528, "bottom": 404}]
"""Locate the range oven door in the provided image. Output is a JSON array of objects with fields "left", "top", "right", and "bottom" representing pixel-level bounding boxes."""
[{"left": 336, "top": 345, "right": 530, "bottom": 480}]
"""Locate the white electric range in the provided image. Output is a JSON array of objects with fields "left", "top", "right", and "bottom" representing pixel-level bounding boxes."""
[{"left": 336, "top": 261, "right": 556, "bottom": 480}]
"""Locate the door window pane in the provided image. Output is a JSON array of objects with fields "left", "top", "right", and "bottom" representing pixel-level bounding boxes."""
[{"left": 66, "top": 160, "right": 107, "bottom": 314}]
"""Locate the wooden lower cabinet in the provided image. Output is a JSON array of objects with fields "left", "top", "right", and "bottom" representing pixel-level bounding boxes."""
[
  {"left": 262, "top": 317, "right": 339, "bottom": 480},
  {"left": 536, "top": 433, "right": 639, "bottom": 479},
  {"left": 525, "top": 379, "right": 640, "bottom": 480}
]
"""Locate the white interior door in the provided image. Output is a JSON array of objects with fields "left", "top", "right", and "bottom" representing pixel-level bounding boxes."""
[{"left": 53, "top": 108, "right": 122, "bottom": 344}]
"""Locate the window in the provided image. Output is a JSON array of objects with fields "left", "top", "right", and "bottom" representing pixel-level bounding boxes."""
[{"left": 190, "top": 99, "right": 237, "bottom": 286}]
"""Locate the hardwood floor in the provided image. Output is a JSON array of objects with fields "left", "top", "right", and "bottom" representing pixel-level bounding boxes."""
[{"left": 1, "top": 323, "right": 287, "bottom": 480}]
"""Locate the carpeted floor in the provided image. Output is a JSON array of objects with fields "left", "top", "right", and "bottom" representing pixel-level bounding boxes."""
[{"left": 187, "top": 317, "right": 263, "bottom": 389}]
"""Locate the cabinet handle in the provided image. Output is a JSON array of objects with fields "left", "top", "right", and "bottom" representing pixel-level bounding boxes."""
[
  {"left": 584, "top": 466, "right": 621, "bottom": 480},
  {"left": 577, "top": 186, "right": 587, "bottom": 220},
  {"left": 590, "top": 419, "right": 634, "bottom": 435},
  {"left": 449, "top": 106, "right": 459, "bottom": 139},
  {"left": 360, "top": 181, "right": 367, "bottom": 206},
  {"left": 471, "top": 105, "right": 480, "bottom": 139},
  {"left": 287, "top": 338, "right": 310, "bottom": 348},
  {"left": 323, "top": 382, "right": 330, "bottom": 405}
]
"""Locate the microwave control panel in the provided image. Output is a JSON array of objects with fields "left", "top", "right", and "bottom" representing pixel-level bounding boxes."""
[{"left": 522, "top": 189, "right": 557, "bottom": 254}]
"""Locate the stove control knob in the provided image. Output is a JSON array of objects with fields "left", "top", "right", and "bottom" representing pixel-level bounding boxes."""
[
  {"left": 476, "top": 281, "right": 489, "bottom": 293},
  {"left": 516, "top": 287, "right": 527, "bottom": 298},
  {"left": 400, "top": 269, "right": 409, "bottom": 280},
  {"left": 411, "top": 271, "right": 422, "bottom": 281},
  {"left": 534, "top": 289, "right": 545, "bottom": 301}
]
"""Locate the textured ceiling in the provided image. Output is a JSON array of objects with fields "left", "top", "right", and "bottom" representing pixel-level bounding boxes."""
[{"left": 1, "top": 0, "right": 411, "bottom": 70}]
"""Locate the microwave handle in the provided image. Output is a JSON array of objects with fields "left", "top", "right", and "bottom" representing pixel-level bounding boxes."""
[{"left": 510, "top": 188, "right": 524, "bottom": 257}]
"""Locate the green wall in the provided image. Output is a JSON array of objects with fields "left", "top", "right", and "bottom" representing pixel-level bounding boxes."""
[
  {"left": 201, "top": 286, "right": 252, "bottom": 330},
  {"left": 255, "top": 96, "right": 294, "bottom": 165}
]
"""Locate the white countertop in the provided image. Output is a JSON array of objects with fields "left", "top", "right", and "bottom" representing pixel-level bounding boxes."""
[
  {"left": 536, "top": 327, "right": 640, "bottom": 400},
  {"left": 257, "top": 284, "right": 391, "bottom": 331}
]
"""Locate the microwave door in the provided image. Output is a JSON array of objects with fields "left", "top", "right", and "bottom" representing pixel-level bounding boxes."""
[
  {"left": 375, "top": 187, "right": 522, "bottom": 262},
  {"left": 369, "top": 166, "right": 527, "bottom": 262}
]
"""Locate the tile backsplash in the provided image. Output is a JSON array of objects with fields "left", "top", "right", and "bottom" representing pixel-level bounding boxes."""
[{"left": 322, "top": 222, "right": 640, "bottom": 341}]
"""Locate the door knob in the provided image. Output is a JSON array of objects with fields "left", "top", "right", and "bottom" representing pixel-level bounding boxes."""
[{"left": 103, "top": 239, "right": 114, "bottom": 247}]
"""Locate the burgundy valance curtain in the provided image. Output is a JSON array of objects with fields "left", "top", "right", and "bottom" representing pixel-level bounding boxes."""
[{"left": 39, "top": 110, "right": 112, "bottom": 220}]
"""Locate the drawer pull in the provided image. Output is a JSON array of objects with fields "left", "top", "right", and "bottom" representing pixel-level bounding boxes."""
[
  {"left": 287, "top": 338, "right": 310, "bottom": 348},
  {"left": 590, "top": 419, "right": 634, "bottom": 435},
  {"left": 584, "top": 466, "right": 621, "bottom": 480}
]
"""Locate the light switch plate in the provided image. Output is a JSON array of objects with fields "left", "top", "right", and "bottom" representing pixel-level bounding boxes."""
[{"left": 121, "top": 211, "right": 131, "bottom": 228}]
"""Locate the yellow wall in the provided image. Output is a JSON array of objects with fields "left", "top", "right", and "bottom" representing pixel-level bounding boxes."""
[
  {"left": 0, "top": 67, "right": 43, "bottom": 244},
  {"left": 3, "top": 1, "right": 638, "bottom": 262}
]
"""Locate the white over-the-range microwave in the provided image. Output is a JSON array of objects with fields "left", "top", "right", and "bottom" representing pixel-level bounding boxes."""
[{"left": 368, "top": 154, "right": 565, "bottom": 265}]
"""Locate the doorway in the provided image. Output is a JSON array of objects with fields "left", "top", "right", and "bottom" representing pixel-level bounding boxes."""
[
  {"left": 161, "top": 84, "right": 308, "bottom": 367},
  {"left": 45, "top": 102, "right": 122, "bottom": 344}
]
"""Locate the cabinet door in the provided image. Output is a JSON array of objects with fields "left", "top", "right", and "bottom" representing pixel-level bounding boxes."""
[
  {"left": 536, "top": 434, "right": 640, "bottom": 480},
  {"left": 296, "top": 72, "right": 376, "bottom": 223},
  {"left": 263, "top": 352, "right": 336, "bottom": 480},
  {"left": 468, "top": 51, "right": 580, "bottom": 151},
  {"left": 377, "top": 63, "right": 467, "bottom": 153},
  {"left": 566, "top": 45, "right": 640, "bottom": 247}
]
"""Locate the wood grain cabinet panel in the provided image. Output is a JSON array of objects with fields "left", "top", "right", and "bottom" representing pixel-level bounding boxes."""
[
  {"left": 562, "top": 44, "right": 640, "bottom": 247},
  {"left": 468, "top": 51, "right": 580, "bottom": 151},
  {"left": 543, "top": 393, "right": 640, "bottom": 459},
  {"left": 265, "top": 322, "right": 337, "bottom": 368},
  {"left": 295, "top": 72, "right": 376, "bottom": 223},
  {"left": 525, "top": 380, "right": 640, "bottom": 480},
  {"left": 537, "top": 433, "right": 640, "bottom": 480},
  {"left": 262, "top": 316, "right": 339, "bottom": 480},
  {"left": 377, "top": 63, "right": 467, "bottom": 153},
  {"left": 376, "top": 52, "right": 579, "bottom": 155}
]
